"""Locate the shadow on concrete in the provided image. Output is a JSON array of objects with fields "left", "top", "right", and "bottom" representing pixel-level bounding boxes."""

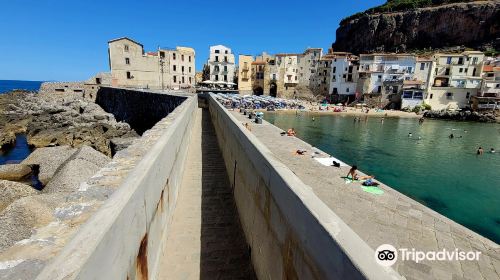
[{"left": 200, "top": 108, "right": 256, "bottom": 279}]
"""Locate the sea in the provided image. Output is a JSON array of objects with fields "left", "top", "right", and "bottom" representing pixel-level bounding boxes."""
[
  {"left": 265, "top": 112, "right": 500, "bottom": 244},
  {"left": 0, "top": 80, "right": 44, "bottom": 94}
]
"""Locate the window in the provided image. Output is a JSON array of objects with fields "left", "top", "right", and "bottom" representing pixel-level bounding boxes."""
[
  {"left": 420, "top": 63, "right": 425, "bottom": 70},
  {"left": 182, "top": 76, "right": 185, "bottom": 83},
  {"left": 224, "top": 75, "right": 228, "bottom": 81},
  {"left": 160, "top": 51, "right": 165, "bottom": 58},
  {"left": 215, "top": 50, "right": 220, "bottom": 54},
  {"left": 225, "top": 50, "right": 228, "bottom": 54},
  {"left": 295, "top": 76, "right": 298, "bottom": 81},
  {"left": 215, "top": 75, "right": 219, "bottom": 81},
  {"left": 224, "top": 56, "right": 228, "bottom": 62},
  {"left": 332, "top": 67, "right": 336, "bottom": 73},
  {"left": 378, "top": 75, "right": 382, "bottom": 81},
  {"left": 125, "top": 58, "right": 130, "bottom": 65},
  {"left": 459, "top": 68, "right": 463, "bottom": 73},
  {"left": 403, "top": 91, "right": 413, "bottom": 99},
  {"left": 173, "top": 53, "right": 176, "bottom": 60},
  {"left": 447, "top": 57, "right": 452, "bottom": 64},
  {"left": 414, "top": 92, "right": 423, "bottom": 99},
  {"left": 430, "top": 94, "right": 433, "bottom": 99},
  {"left": 446, "top": 92, "right": 453, "bottom": 100},
  {"left": 458, "top": 57, "right": 464, "bottom": 64},
  {"left": 466, "top": 92, "right": 470, "bottom": 99},
  {"left": 124, "top": 44, "right": 129, "bottom": 52},
  {"left": 181, "top": 66, "right": 185, "bottom": 73},
  {"left": 173, "top": 65, "right": 177, "bottom": 71},
  {"left": 181, "top": 55, "right": 184, "bottom": 61},
  {"left": 173, "top": 76, "right": 177, "bottom": 83},
  {"left": 408, "top": 67, "right": 413, "bottom": 73},
  {"left": 189, "top": 77, "right": 192, "bottom": 84},
  {"left": 472, "top": 57, "right": 478, "bottom": 65},
  {"left": 126, "top": 71, "right": 132, "bottom": 79},
  {"left": 346, "top": 88, "right": 349, "bottom": 93},
  {"left": 215, "top": 56, "right": 219, "bottom": 62},
  {"left": 272, "top": 74, "right": 276, "bottom": 80},
  {"left": 189, "top": 67, "right": 191, "bottom": 73},
  {"left": 189, "top": 56, "right": 191, "bottom": 62},
  {"left": 377, "top": 86, "right": 381, "bottom": 93},
  {"left": 224, "top": 66, "right": 228, "bottom": 71}
]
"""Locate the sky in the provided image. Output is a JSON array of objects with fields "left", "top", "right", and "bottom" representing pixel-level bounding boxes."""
[{"left": 0, "top": 0, "right": 385, "bottom": 81}]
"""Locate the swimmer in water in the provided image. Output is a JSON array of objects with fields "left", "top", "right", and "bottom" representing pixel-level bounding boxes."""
[
  {"left": 408, "top": 133, "right": 412, "bottom": 137},
  {"left": 477, "top": 147, "right": 484, "bottom": 155},
  {"left": 449, "top": 133, "right": 454, "bottom": 139},
  {"left": 312, "top": 117, "right": 315, "bottom": 121},
  {"left": 490, "top": 148, "right": 495, "bottom": 153}
]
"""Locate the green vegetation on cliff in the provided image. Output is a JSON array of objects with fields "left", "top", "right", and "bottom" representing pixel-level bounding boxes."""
[{"left": 341, "top": 0, "right": 476, "bottom": 23}]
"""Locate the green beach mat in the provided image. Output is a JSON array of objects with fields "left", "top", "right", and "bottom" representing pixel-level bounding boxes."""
[{"left": 362, "top": 186, "right": 384, "bottom": 195}]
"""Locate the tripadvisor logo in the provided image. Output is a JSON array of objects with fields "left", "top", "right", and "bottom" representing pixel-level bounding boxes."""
[{"left": 375, "top": 244, "right": 481, "bottom": 267}]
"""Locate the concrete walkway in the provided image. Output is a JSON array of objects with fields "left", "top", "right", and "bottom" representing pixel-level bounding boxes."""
[
  {"left": 158, "top": 109, "right": 255, "bottom": 280},
  {"left": 231, "top": 111, "right": 500, "bottom": 280}
]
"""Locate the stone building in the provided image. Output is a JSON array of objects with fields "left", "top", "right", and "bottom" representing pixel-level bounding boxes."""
[
  {"left": 207, "top": 45, "right": 235, "bottom": 83},
  {"left": 424, "top": 51, "right": 484, "bottom": 110},
  {"left": 108, "top": 37, "right": 195, "bottom": 90},
  {"left": 357, "top": 54, "right": 416, "bottom": 108},
  {"left": 238, "top": 55, "right": 253, "bottom": 94},
  {"left": 329, "top": 52, "right": 359, "bottom": 104},
  {"left": 298, "top": 48, "right": 322, "bottom": 91},
  {"left": 275, "top": 53, "right": 300, "bottom": 98}
]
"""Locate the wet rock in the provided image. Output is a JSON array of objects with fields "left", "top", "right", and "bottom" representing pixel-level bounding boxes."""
[
  {"left": 43, "top": 146, "right": 110, "bottom": 194},
  {"left": 22, "top": 146, "right": 77, "bottom": 185},
  {"left": 0, "top": 164, "right": 32, "bottom": 181},
  {"left": 0, "top": 180, "right": 39, "bottom": 212}
]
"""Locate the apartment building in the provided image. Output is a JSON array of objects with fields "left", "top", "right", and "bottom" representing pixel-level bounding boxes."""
[
  {"left": 329, "top": 52, "right": 359, "bottom": 104},
  {"left": 425, "top": 51, "right": 484, "bottom": 110},
  {"left": 108, "top": 37, "right": 195, "bottom": 90},
  {"left": 399, "top": 57, "right": 433, "bottom": 109},
  {"left": 275, "top": 53, "right": 300, "bottom": 98},
  {"left": 208, "top": 45, "right": 235, "bottom": 83},
  {"left": 357, "top": 54, "right": 416, "bottom": 108},
  {"left": 298, "top": 48, "right": 322, "bottom": 89},
  {"left": 471, "top": 58, "right": 500, "bottom": 110},
  {"left": 238, "top": 55, "right": 253, "bottom": 94}
]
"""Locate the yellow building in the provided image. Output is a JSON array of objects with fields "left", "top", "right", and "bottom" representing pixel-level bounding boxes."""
[{"left": 238, "top": 55, "right": 253, "bottom": 94}]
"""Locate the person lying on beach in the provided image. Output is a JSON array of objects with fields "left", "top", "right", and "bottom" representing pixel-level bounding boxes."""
[
  {"left": 287, "top": 128, "right": 296, "bottom": 136},
  {"left": 295, "top": 149, "right": 307, "bottom": 155},
  {"left": 346, "top": 165, "right": 374, "bottom": 181}
]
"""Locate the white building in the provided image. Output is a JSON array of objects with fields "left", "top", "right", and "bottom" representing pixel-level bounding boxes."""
[
  {"left": 472, "top": 57, "right": 499, "bottom": 110},
  {"left": 400, "top": 57, "right": 433, "bottom": 109},
  {"left": 329, "top": 52, "right": 359, "bottom": 103},
  {"left": 207, "top": 45, "right": 235, "bottom": 84},
  {"left": 425, "top": 51, "right": 484, "bottom": 110},
  {"left": 357, "top": 54, "right": 416, "bottom": 108},
  {"left": 108, "top": 37, "right": 195, "bottom": 90}
]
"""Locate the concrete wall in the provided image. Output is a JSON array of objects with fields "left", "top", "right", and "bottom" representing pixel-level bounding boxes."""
[
  {"left": 208, "top": 95, "right": 401, "bottom": 280},
  {"left": 95, "top": 87, "right": 187, "bottom": 135},
  {"left": 36, "top": 95, "right": 198, "bottom": 280}
]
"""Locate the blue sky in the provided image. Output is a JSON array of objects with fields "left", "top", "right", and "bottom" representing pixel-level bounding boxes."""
[{"left": 0, "top": 0, "right": 385, "bottom": 81}]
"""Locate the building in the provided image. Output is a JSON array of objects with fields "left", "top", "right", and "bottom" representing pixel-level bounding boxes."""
[
  {"left": 471, "top": 58, "right": 500, "bottom": 110},
  {"left": 207, "top": 45, "right": 235, "bottom": 84},
  {"left": 357, "top": 54, "right": 416, "bottom": 108},
  {"left": 108, "top": 37, "right": 195, "bottom": 90},
  {"left": 238, "top": 55, "right": 253, "bottom": 94},
  {"left": 298, "top": 48, "right": 322, "bottom": 90},
  {"left": 275, "top": 53, "right": 300, "bottom": 98},
  {"left": 400, "top": 57, "right": 433, "bottom": 109},
  {"left": 329, "top": 52, "right": 359, "bottom": 104},
  {"left": 425, "top": 51, "right": 484, "bottom": 110}
]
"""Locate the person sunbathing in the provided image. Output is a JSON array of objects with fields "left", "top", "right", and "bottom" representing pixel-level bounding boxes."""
[
  {"left": 287, "top": 128, "right": 296, "bottom": 136},
  {"left": 346, "top": 165, "right": 374, "bottom": 181}
]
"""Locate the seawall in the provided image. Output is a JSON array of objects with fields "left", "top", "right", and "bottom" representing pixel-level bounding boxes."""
[
  {"left": 95, "top": 87, "right": 188, "bottom": 135},
  {"left": 208, "top": 95, "right": 401, "bottom": 279}
]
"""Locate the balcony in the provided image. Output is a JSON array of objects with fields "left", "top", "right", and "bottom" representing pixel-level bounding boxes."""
[{"left": 241, "top": 66, "right": 249, "bottom": 72}]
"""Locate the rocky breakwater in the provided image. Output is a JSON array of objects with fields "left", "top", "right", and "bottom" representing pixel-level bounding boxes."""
[
  {"left": 0, "top": 90, "right": 139, "bottom": 156},
  {"left": 424, "top": 109, "right": 498, "bottom": 122},
  {"left": 333, "top": 1, "right": 500, "bottom": 53}
]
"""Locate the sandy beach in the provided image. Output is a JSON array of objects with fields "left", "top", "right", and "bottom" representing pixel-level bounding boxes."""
[{"left": 256, "top": 106, "right": 422, "bottom": 119}]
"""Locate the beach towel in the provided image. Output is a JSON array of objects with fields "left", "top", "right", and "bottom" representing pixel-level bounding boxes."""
[
  {"left": 315, "top": 157, "right": 348, "bottom": 167},
  {"left": 362, "top": 186, "right": 384, "bottom": 195}
]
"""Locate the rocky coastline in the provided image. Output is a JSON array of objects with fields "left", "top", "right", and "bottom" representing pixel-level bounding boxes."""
[
  {"left": 423, "top": 110, "right": 499, "bottom": 122},
  {"left": 0, "top": 87, "right": 140, "bottom": 264}
]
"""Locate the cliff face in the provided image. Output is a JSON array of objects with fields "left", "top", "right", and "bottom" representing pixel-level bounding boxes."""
[{"left": 333, "top": 1, "right": 500, "bottom": 54}]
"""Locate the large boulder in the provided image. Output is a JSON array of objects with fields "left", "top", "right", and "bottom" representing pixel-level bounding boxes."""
[
  {"left": 0, "top": 193, "right": 65, "bottom": 251},
  {"left": 43, "top": 146, "right": 110, "bottom": 194},
  {"left": 0, "top": 164, "right": 32, "bottom": 181},
  {"left": 22, "top": 146, "right": 77, "bottom": 185},
  {"left": 0, "top": 180, "right": 39, "bottom": 212}
]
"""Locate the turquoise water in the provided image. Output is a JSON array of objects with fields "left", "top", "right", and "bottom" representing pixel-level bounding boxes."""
[
  {"left": 0, "top": 80, "right": 43, "bottom": 94},
  {"left": 265, "top": 112, "right": 500, "bottom": 244}
]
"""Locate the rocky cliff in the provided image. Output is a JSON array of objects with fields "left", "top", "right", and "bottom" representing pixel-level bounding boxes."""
[{"left": 332, "top": 1, "right": 500, "bottom": 54}]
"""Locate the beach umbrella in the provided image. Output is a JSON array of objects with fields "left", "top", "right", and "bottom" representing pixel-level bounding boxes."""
[{"left": 336, "top": 103, "right": 343, "bottom": 106}]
